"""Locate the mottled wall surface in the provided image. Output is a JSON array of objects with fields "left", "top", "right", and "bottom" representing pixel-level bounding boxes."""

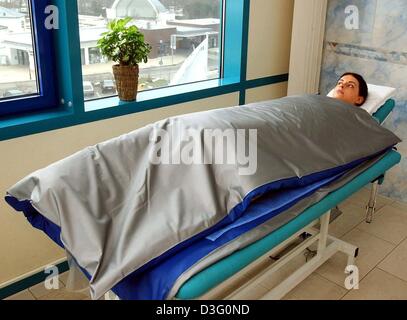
[{"left": 320, "top": 0, "right": 407, "bottom": 202}]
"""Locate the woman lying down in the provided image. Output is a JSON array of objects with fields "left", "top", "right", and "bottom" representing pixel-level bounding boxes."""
[
  {"left": 292, "top": 72, "right": 368, "bottom": 222},
  {"left": 330, "top": 72, "right": 369, "bottom": 107}
]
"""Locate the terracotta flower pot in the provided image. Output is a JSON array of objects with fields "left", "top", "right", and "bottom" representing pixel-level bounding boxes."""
[{"left": 112, "top": 64, "right": 139, "bottom": 101}]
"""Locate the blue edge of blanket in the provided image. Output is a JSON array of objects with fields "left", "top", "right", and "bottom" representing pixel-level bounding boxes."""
[{"left": 3, "top": 100, "right": 400, "bottom": 300}]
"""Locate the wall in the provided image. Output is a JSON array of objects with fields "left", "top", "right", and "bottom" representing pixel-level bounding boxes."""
[
  {"left": 320, "top": 0, "right": 407, "bottom": 203},
  {"left": 0, "top": 0, "right": 294, "bottom": 286},
  {"left": 246, "top": 0, "right": 293, "bottom": 80}
]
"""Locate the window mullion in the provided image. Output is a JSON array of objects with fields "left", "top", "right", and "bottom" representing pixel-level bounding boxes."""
[{"left": 53, "top": 0, "right": 84, "bottom": 114}]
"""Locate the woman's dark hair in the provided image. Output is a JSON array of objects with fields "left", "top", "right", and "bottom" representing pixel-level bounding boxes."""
[{"left": 339, "top": 72, "right": 368, "bottom": 106}]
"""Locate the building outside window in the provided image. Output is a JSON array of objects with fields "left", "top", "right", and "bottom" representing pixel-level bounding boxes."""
[
  {"left": 0, "top": 1, "right": 37, "bottom": 100},
  {"left": 77, "top": 0, "right": 222, "bottom": 101}
]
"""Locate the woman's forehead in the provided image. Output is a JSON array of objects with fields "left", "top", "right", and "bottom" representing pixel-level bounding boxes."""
[{"left": 339, "top": 75, "right": 359, "bottom": 85}]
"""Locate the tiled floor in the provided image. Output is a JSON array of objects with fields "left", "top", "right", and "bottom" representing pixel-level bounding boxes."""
[
  {"left": 4, "top": 188, "right": 407, "bottom": 300},
  {"left": 281, "top": 194, "right": 407, "bottom": 300},
  {"left": 4, "top": 269, "right": 91, "bottom": 300}
]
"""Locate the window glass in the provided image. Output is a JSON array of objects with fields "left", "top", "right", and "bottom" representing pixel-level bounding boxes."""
[
  {"left": 77, "top": 0, "right": 221, "bottom": 101},
  {"left": 0, "top": 0, "right": 39, "bottom": 100}
]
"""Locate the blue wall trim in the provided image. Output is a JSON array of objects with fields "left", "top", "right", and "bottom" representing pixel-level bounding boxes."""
[
  {"left": 245, "top": 74, "right": 289, "bottom": 89},
  {"left": 239, "top": 90, "right": 246, "bottom": 106}
]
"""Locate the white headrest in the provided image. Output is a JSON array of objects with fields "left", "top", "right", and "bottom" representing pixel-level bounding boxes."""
[{"left": 328, "top": 83, "right": 396, "bottom": 114}]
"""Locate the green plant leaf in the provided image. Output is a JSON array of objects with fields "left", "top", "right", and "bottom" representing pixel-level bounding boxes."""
[{"left": 96, "top": 17, "right": 151, "bottom": 66}]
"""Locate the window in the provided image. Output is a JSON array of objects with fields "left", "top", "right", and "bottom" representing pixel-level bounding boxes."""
[
  {"left": 0, "top": 0, "right": 57, "bottom": 117},
  {"left": 1, "top": 0, "right": 253, "bottom": 141},
  {"left": 77, "top": 0, "right": 222, "bottom": 101}
]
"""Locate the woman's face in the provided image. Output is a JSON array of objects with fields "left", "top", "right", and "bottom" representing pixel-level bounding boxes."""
[{"left": 332, "top": 75, "right": 364, "bottom": 106}]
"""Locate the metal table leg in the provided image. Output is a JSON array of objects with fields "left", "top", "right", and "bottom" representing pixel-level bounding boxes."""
[{"left": 366, "top": 181, "right": 379, "bottom": 223}]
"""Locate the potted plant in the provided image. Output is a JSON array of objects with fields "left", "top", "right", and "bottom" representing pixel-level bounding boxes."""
[{"left": 97, "top": 17, "right": 152, "bottom": 101}]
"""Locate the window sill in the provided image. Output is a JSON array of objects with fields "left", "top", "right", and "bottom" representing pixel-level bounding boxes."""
[
  {"left": 85, "top": 77, "right": 241, "bottom": 112},
  {"left": 0, "top": 107, "right": 73, "bottom": 129},
  {"left": 0, "top": 106, "right": 75, "bottom": 141}
]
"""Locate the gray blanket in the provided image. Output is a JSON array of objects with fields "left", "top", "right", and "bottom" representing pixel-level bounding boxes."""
[{"left": 6, "top": 95, "right": 401, "bottom": 299}]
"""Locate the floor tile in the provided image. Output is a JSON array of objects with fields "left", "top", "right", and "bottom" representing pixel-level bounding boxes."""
[
  {"left": 390, "top": 201, "right": 407, "bottom": 214},
  {"left": 356, "top": 205, "right": 407, "bottom": 245},
  {"left": 28, "top": 278, "right": 65, "bottom": 299},
  {"left": 237, "top": 257, "right": 275, "bottom": 283},
  {"left": 228, "top": 282, "right": 270, "bottom": 300},
  {"left": 201, "top": 268, "right": 256, "bottom": 300},
  {"left": 58, "top": 270, "right": 89, "bottom": 293},
  {"left": 342, "top": 187, "right": 371, "bottom": 207},
  {"left": 37, "top": 287, "right": 90, "bottom": 300},
  {"left": 378, "top": 238, "right": 407, "bottom": 282},
  {"left": 342, "top": 187, "right": 393, "bottom": 210},
  {"left": 4, "top": 289, "right": 36, "bottom": 300},
  {"left": 328, "top": 203, "right": 369, "bottom": 238},
  {"left": 257, "top": 250, "right": 309, "bottom": 291},
  {"left": 316, "top": 228, "right": 395, "bottom": 288},
  {"left": 342, "top": 268, "right": 407, "bottom": 300},
  {"left": 59, "top": 271, "right": 69, "bottom": 286},
  {"left": 282, "top": 273, "right": 347, "bottom": 300},
  {"left": 376, "top": 194, "right": 395, "bottom": 209}
]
